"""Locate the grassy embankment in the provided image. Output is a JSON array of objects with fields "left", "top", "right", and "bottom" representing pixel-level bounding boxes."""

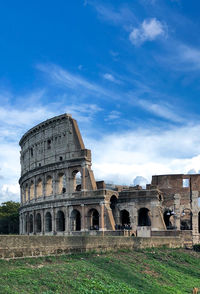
[{"left": 0, "top": 248, "right": 199, "bottom": 294}]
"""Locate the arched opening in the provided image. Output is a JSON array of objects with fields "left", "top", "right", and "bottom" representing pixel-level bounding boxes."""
[
  {"left": 30, "top": 182, "right": 34, "bottom": 200},
  {"left": 45, "top": 212, "right": 52, "bottom": 232},
  {"left": 180, "top": 209, "right": 192, "bottom": 230},
  {"left": 36, "top": 213, "right": 42, "bottom": 233},
  {"left": 58, "top": 173, "right": 65, "bottom": 194},
  {"left": 121, "top": 210, "right": 130, "bottom": 226},
  {"left": 164, "top": 210, "right": 175, "bottom": 230},
  {"left": 110, "top": 195, "right": 118, "bottom": 224},
  {"left": 88, "top": 209, "right": 99, "bottom": 230},
  {"left": 36, "top": 179, "right": 43, "bottom": 198},
  {"left": 138, "top": 208, "right": 151, "bottom": 226},
  {"left": 29, "top": 214, "right": 33, "bottom": 233},
  {"left": 25, "top": 185, "right": 28, "bottom": 202},
  {"left": 46, "top": 176, "right": 53, "bottom": 196},
  {"left": 56, "top": 211, "right": 65, "bottom": 232},
  {"left": 25, "top": 215, "right": 28, "bottom": 233},
  {"left": 71, "top": 210, "right": 81, "bottom": 231},
  {"left": 199, "top": 212, "right": 200, "bottom": 234},
  {"left": 73, "top": 170, "right": 81, "bottom": 191}
]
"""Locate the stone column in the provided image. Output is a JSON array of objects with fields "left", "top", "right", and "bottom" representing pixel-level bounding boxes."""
[
  {"left": 28, "top": 185, "right": 30, "bottom": 203},
  {"left": 42, "top": 176, "right": 45, "bottom": 200},
  {"left": 33, "top": 210, "right": 36, "bottom": 234},
  {"left": 81, "top": 165, "right": 86, "bottom": 191},
  {"left": 52, "top": 208, "right": 56, "bottom": 234},
  {"left": 192, "top": 191, "right": 199, "bottom": 244},
  {"left": 174, "top": 193, "right": 181, "bottom": 230},
  {"left": 20, "top": 214, "right": 23, "bottom": 234},
  {"left": 52, "top": 172, "right": 56, "bottom": 197},
  {"left": 34, "top": 177, "right": 37, "bottom": 201},
  {"left": 65, "top": 206, "right": 70, "bottom": 234},
  {"left": 99, "top": 202, "right": 105, "bottom": 231},
  {"left": 42, "top": 209, "right": 45, "bottom": 235},
  {"left": 81, "top": 204, "right": 85, "bottom": 231}
]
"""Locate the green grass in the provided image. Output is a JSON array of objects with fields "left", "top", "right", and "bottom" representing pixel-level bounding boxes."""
[{"left": 0, "top": 248, "right": 199, "bottom": 294}]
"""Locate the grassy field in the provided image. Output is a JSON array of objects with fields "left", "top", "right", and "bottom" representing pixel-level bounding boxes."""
[{"left": 0, "top": 248, "right": 199, "bottom": 294}]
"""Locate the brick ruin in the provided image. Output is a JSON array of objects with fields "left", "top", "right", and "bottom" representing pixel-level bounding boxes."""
[{"left": 19, "top": 114, "right": 200, "bottom": 245}]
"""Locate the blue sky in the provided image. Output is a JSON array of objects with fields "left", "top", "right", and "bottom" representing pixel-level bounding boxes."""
[{"left": 1, "top": 0, "right": 200, "bottom": 202}]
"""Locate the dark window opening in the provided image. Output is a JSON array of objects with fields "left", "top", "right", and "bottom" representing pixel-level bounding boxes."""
[
  {"left": 29, "top": 215, "right": 33, "bottom": 233},
  {"left": 138, "top": 208, "right": 151, "bottom": 226},
  {"left": 71, "top": 210, "right": 81, "bottom": 231},
  {"left": 30, "top": 148, "right": 33, "bottom": 157},
  {"left": 56, "top": 211, "right": 65, "bottom": 232},
  {"left": 110, "top": 195, "right": 118, "bottom": 224},
  {"left": 47, "top": 139, "right": 51, "bottom": 150},
  {"left": 89, "top": 209, "right": 99, "bottom": 230},
  {"left": 164, "top": 210, "right": 175, "bottom": 230},
  {"left": 121, "top": 210, "right": 130, "bottom": 226},
  {"left": 60, "top": 156, "right": 63, "bottom": 161},
  {"left": 36, "top": 213, "right": 42, "bottom": 233},
  {"left": 45, "top": 212, "right": 52, "bottom": 232},
  {"left": 62, "top": 187, "right": 66, "bottom": 193}
]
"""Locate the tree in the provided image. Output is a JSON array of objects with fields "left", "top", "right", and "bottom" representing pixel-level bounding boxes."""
[{"left": 0, "top": 201, "right": 20, "bottom": 234}]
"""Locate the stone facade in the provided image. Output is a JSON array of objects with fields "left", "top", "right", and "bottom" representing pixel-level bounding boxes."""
[{"left": 19, "top": 114, "right": 200, "bottom": 245}]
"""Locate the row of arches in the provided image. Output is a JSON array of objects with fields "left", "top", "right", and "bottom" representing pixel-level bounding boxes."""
[
  {"left": 22, "top": 170, "right": 82, "bottom": 203},
  {"left": 24, "top": 208, "right": 100, "bottom": 234}
]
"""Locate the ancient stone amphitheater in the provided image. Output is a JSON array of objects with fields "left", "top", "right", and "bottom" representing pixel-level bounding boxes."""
[{"left": 19, "top": 114, "right": 200, "bottom": 245}]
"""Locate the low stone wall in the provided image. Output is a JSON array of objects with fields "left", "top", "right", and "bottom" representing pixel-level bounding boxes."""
[{"left": 0, "top": 235, "right": 183, "bottom": 259}]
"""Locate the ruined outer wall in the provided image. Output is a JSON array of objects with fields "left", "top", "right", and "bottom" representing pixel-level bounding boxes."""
[{"left": 0, "top": 235, "right": 183, "bottom": 259}]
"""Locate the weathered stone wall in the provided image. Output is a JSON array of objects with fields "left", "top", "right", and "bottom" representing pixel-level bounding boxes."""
[{"left": 0, "top": 235, "right": 183, "bottom": 259}]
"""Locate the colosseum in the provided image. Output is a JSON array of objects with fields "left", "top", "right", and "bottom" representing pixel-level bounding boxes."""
[{"left": 19, "top": 113, "right": 200, "bottom": 245}]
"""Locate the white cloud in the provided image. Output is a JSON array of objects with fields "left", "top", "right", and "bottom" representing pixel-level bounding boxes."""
[
  {"left": 86, "top": 124, "right": 200, "bottom": 185},
  {"left": 137, "top": 99, "right": 184, "bottom": 123},
  {"left": 129, "top": 18, "right": 166, "bottom": 46},
  {"left": 103, "top": 73, "right": 121, "bottom": 84},
  {"left": 178, "top": 45, "right": 200, "bottom": 70},
  {"left": 133, "top": 176, "right": 149, "bottom": 188},
  {"left": 65, "top": 104, "right": 102, "bottom": 123},
  {"left": 37, "top": 63, "right": 112, "bottom": 98},
  {"left": 0, "top": 184, "right": 20, "bottom": 204},
  {"left": 105, "top": 110, "right": 121, "bottom": 121}
]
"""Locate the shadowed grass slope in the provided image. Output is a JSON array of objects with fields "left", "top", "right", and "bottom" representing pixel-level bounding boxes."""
[{"left": 0, "top": 248, "right": 199, "bottom": 293}]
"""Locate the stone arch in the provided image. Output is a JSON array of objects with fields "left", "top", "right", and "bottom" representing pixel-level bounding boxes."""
[
  {"left": 45, "top": 212, "right": 52, "bottom": 232},
  {"left": 58, "top": 173, "right": 65, "bottom": 194},
  {"left": 29, "top": 214, "right": 33, "bottom": 233},
  {"left": 88, "top": 208, "right": 99, "bottom": 230},
  {"left": 71, "top": 209, "right": 81, "bottom": 231},
  {"left": 46, "top": 175, "right": 53, "bottom": 196},
  {"left": 164, "top": 209, "right": 175, "bottom": 230},
  {"left": 36, "top": 178, "right": 43, "bottom": 198},
  {"left": 120, "top": 209, "right": 130, "bottom": 226},
  {"left": 25, "top": 184, "right": 28, "bottom": 202},
  {"left": 36, "top": 213, "right": 42, "bottom": 233},
  {"left": 56, "top": 210, "right": 65, "bottom": 232},
  {"left": 30, "top": 181, "right": 34, "bottom": 200},
  {"left": 110, "top": 195, "right": 118, "bottom": 224},
  {"left": 180, "top": 208, "right": 192, "bottom": 230},
  {"left": 25, "top": 214, "right": 28, "bottom": 233},
  {"left": 73, "top": 170, "right": 81, "bottom": 191},
  {"left": 138, "top": 208, "right": 151, "bottom": 226}
]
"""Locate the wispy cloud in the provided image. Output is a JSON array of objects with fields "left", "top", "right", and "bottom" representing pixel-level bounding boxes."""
[
  {"left": 105, "top": 110, "right": 121, "bottom": 121},
  {"left": 90, "top": 3, "right": 136, "bottom": 27},
  {"left": 103, "top": 73, "right": 121, "bottom": 84},
  {"left": 37, "top": 63, "right": 120, "bottom": 100},
  {"left": 137, "top": 99, "right": 184, "bottom": 123},
  {"left": 129, "top": 18, "right": 166, "bottom": 46}
]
